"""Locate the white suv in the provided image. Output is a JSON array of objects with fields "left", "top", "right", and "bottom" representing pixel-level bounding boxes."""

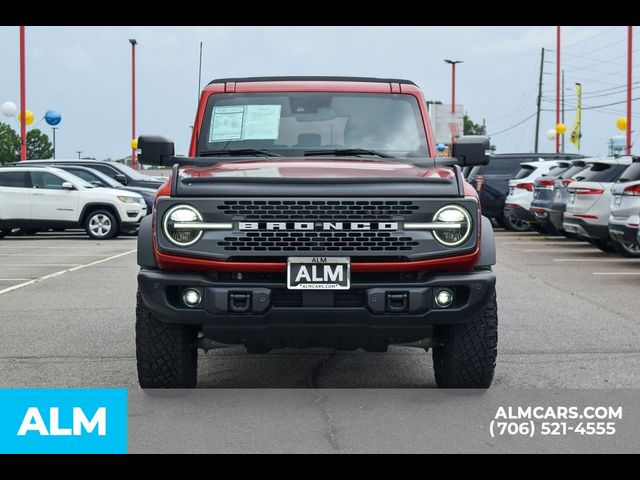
[
  {"left": 0, "top": 166, "right": 147, "bottom": 240},
  {"left": 503, "top": 159, "right": 562, "bottom": 232},
  {"left": 563, "top": 156, "right": 632, "bottom": 252},
  {"left": 609, "top": 158, "right": 640, "bottom": 257}
]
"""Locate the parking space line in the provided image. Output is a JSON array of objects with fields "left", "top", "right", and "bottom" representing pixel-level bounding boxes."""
[
  {"left": 0, "top": 249, "right": 136, "bottom": 296},
  {"left": 554, "top": 258, "right": 640, "bottom": 263},
  {"left": 0, "top": 254, "right": 124, "bottom": 257},
  {"left": 592, "top": 272, "right": 640, "bottom": 276},
  {"left": 524, "top": 249, "right": 600, "bottom": 253},
  {"left": 0, "top": 279, "right": 32, "bottom": 281},
  {"left": 0, "top": 264, "right": 81, "bottom": 267}
]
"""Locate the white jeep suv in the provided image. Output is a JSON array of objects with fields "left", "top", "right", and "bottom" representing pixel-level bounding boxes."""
[{"left": 0, "top": 166, "right": 147, "bottom": 240}]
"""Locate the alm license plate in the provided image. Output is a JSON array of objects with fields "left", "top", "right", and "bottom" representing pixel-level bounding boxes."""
[
  {"left": 569, "top": 193, "right": 577, "bottom": 204},
  {"left": 287, "top": 257, "right": 350, "bottom": 290},
  {"left": 614, "top": 195, "right": 623, "bottom": 206}
]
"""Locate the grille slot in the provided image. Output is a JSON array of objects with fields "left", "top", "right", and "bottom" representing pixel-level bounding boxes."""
[{"left": 218, "top": 199, "right": 420, "bottom": 220}]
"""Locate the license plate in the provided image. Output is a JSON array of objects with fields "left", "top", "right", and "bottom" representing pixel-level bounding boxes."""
[
  {"left": 534, "top": 190, "right": 540, "bottom": 199},
  {"left": 614, "top": 195, "right": 622, "bottom": 206},
  {"left": 509, "top": 187, "right": 514, "bottom": 195},
  {"left": 569, "top": 193, "right": 576, "bottom": 204},
  {"left": 287, "top": 257, "right": 350, "bottom": 290}
]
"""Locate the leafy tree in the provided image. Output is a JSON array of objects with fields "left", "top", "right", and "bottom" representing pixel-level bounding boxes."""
[
  {"left": 0, "top": 122, "right": 20, "bottom": 164},
  {"left": 463, "top": 114, "right": 486, "bottom": 135},
  {"left": 26, "top": 129, "right": 53, "bottom": 160},
  {"left": 0, "top": 123, "right": 53, "bottom": 162}
]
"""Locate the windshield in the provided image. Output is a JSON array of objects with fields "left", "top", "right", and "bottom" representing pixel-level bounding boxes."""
[
  {"left": 59, "top": 171, "right": 96, "bottom": 189},
  {"left": 198, "top": 92, "right": 429, "bottom": 157},
  {"left": 114, "top": 163, "right": 155, "bottom": 181}
]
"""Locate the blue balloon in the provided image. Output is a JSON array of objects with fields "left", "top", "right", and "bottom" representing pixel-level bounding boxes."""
[
  {"left": 436, "top": 143, "right": 446, "bottom": 152},
  {"left": 44, "top": 110, "right": 61, "bottom": 126}
]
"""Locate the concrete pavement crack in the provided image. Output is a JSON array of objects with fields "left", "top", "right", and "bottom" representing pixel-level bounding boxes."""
[{"left": 309, "top": 351, "right": 340, "bottom": 452}]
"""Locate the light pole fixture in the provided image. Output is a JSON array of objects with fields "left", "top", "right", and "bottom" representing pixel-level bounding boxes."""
[
  {"left": 51, "top": 126, "right": 58, "bottom": 159},
  {"left": 444, "top": 59, "right": 463, "bottom": 114}
]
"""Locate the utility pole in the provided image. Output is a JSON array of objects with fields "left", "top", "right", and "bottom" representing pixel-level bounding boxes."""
[
  {"left": 76, "top": 151, "right": 82, "bottom": 159},
  {"left": 534, "top": 47, "right": 545, "bottom": 153},
  {"left": 444, "top": 59, "right": 463, "bottom": 144},
  {"left": 129, "top": 39, "right": 137, "bottom": 170},
  {"left": 561, "top": 69, "right": 565, "bottom": 153},
  {"left": 52, "top": 127, "right": 58, "bottom": 159}
]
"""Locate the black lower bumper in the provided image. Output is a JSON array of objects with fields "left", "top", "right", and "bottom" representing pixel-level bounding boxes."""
[
  {"left": 563, "top": 217, "right": 609, "bottom": 241},
  {"left": 504, "top": 204, "right": 534, "bottom": 223},
  {"left": 609, "top": 222, "right": 639, "bottom": 244},
  {"left": 120, "top": 221, "right": 141, "bottom": 235},
  {"left": 138, "top": 268, "right": 496, "bottom": 349}
]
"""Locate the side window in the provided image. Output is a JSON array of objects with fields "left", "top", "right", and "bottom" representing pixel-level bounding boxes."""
[
  {"left": 30, "top": 171, "right": 66, "bottom": 190},
  {"left": 66, "top": 169, "right": 95, "bottom": 183},
  {"left": 0, "top": 171, "right": 26, "bottom": 188},
  {"left": 86, "top": 164, "right": 117, "bottom": 179}
]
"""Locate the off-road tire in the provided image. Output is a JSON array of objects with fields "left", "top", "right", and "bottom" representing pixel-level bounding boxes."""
[
  {"left": 84, "top": 209, "right": 118, "bottom": 240},
  {"left": 136, "top": 291, "right": 198, "bottom": 388},
  {"left": 591, "top": 238, "right": 617, "bottom": 254},
  {"left": 613, "top": 240, "right": 640, "bottom": 258},
  {"left": 432, "top": 288, "right": 498, "bottom": 388}
]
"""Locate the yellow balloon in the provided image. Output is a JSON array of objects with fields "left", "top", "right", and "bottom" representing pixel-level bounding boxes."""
[
  {"left": 555, "top": 123, "right": 567, "bottom": 135},
  {"left": 17, "top": 110, "right": 34, "bottom": 125},
  {"left": 616, "top": 117, "right": 628, "bottom": 131},
  {"left": 130, "top": 138, "right": 138, "bottom": 149}
]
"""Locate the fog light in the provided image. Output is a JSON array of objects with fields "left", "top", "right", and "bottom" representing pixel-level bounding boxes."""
[
  {"left": 435, "top": 289, "right": 454, "bottom": 308},
  {"left": 183, "top": 288, "right": 202, "bottom": 307}
]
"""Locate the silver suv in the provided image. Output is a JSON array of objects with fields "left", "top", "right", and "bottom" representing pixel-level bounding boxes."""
[
  {"left": 563, "top": 156, "right": 632, "bottom": 253},
  {"left": 609, "top": 158, "right": 640, "bottom": 257}
]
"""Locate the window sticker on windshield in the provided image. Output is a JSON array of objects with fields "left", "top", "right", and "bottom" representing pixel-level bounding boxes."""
[
  {"left": 209, "top": 105, "right": 281, "bottom": 142},
  {"left": 210, "top": 106, "right": 245, "bottom": 141}
]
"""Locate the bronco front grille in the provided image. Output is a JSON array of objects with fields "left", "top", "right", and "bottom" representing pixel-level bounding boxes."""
[
  {"left": 217, "top": 199, "right": 420, "bottom": 220},
  {"left": 218, "top": 231, "right": 419, "bottom": 252}
]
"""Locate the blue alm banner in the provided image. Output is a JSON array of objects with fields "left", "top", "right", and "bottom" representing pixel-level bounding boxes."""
[{"left": 0, "top": 389, "right": 127, "bottom": 454}]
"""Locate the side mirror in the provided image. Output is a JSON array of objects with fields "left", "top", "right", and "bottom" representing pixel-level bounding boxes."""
[
  {"left": 137, "top": 135, "right": 175, "bottom": 166},
  {"left": 114, "top": 174, "right": 128, "bottom": 185},
  {"left": 61, "top": 182, "right": 75, "bottom": 190},
  {"left": 451, "top": 135, "right": 491, "bottom": 167}
]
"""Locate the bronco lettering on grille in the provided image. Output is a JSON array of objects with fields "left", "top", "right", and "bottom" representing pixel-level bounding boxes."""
[{"left": 238, "top": 222, "right": 399, "bottom": 231}]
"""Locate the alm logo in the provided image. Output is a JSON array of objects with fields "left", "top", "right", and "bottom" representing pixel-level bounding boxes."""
[
  {"left": 0, "top": 389, "right": 127, "bottom": 454},
  {"left": 17, "top": 407, "right": 107, "bottom": 436}
]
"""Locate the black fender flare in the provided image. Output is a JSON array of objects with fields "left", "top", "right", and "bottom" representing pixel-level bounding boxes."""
[
  {"left": 477, "top": 215, "right": 496, "bottom": 267},
  {"left": 137, "top": 215, "right": 158, "bottom": 268}
]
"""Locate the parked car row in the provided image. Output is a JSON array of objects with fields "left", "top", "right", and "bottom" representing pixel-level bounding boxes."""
[
  {"left": 0, "top": 159, "right": 165, "bottom": 240},
  {"left": 466, "top": 153, "right": 640, "bottom": 258}
]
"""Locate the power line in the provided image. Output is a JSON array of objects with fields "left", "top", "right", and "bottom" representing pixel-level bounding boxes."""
[
  {"left": 487, "top": 112, "right": 537, "bottom": 137},
  {"left": 561, "top": 26, "right": 621, "bottom": 49}
]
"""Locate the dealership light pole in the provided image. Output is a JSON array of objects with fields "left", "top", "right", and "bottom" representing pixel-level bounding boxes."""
[
  {"left": 556, "top": 26, "right": 561, "bottom": 154},
  {"left": 130, "top": 38, "right": 137, "bottom": 170},
  {"left": 444, "top": 59, "right": 463, "bottom": 144},
  {"left": 627, "top": 26, "right": 633, "bottom": 155},
  {"left": 51, "top": 127, "right": 58, "bottom": 159},
  {"left": 19, "top": 26, "right": 27, "bottom": 161}
]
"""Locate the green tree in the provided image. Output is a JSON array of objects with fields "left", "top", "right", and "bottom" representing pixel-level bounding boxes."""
[
  {"left": 463, "top": 114, "right": 486, "bottom": 135},
  {"left": 0, "top": 122, "right": 20, "bottom": 164},
  {"left": 26, "top": 129, "right": 53, "bottom": 160}
]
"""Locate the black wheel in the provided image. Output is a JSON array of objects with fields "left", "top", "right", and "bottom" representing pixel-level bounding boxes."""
[
  {"left": 491, "top": 217, "right": 505, "bottom": 229},
  {"left": 432, "top": 288, "right": 498, "bottom": 388},
  {"left": 503, "top": 213, "right": 531, "bottom": 232},
  {"left": 136, "top": 291, "right": 198, "bottom": 388},
  {"left": 613, "top": 240, "right": 640, "bottom": 258},
  {"left": 591, "top": 238, "right": 617, "bottom": 253},
  {"left": 530, "top": 223, "right": 548, "bottom": 235},
  {"left": 84, "top": 210, "right": 118, "bottom": 240}
]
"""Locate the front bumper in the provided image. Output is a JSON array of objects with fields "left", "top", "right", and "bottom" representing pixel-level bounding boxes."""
[
  {"left": 138, "top": 268, "right": 496, "bottom": 349},
  {"left": 504, "top": 204, "right": 534, "bottom": 223},
  {"left": 563, "top": 217, "right": 609, "bottom": 241},
  {"left": 608, "top": 221, "right": 639, "bottom": 244}
]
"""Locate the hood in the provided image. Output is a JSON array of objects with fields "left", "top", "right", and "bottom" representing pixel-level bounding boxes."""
[
  {"left": 180, "top": 158, "right": 453, "bottom": 180},
  {"left": 173, "top": 158, "right": 463, "bottom": 198}
]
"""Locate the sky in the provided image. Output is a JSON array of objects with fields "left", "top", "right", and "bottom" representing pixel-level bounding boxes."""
[{"left": 0, "top": 26, "right": 636, "bottom": 160}]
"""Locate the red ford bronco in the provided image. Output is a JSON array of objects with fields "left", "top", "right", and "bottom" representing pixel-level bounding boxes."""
[{"left": 135, "top": 76, "right": 497, "bottom": 388}]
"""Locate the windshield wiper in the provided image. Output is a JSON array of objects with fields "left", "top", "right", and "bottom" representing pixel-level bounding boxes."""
[
  {"left": 199, "top": 148, "right": 282, "bottom": 157},
  {"left": 304, "top": 148, "right": 393, "bottom": 158}
]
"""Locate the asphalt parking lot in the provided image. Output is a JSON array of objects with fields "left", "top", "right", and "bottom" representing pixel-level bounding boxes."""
[{"left": 1, "top": 228, "right": 639, "bottom": 390}]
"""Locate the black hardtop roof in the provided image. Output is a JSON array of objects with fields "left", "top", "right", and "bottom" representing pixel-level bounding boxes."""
[{"left": 208, "top": 76, "right": 417, "bottom": 86}]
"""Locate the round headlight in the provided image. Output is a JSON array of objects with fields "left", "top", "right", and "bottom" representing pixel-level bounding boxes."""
[
  {"left": 432, "top": 205, "right": 472, "bottom": 247},
  {"left": 163, "top": 205, "right": 203, "bottom": 246}
]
